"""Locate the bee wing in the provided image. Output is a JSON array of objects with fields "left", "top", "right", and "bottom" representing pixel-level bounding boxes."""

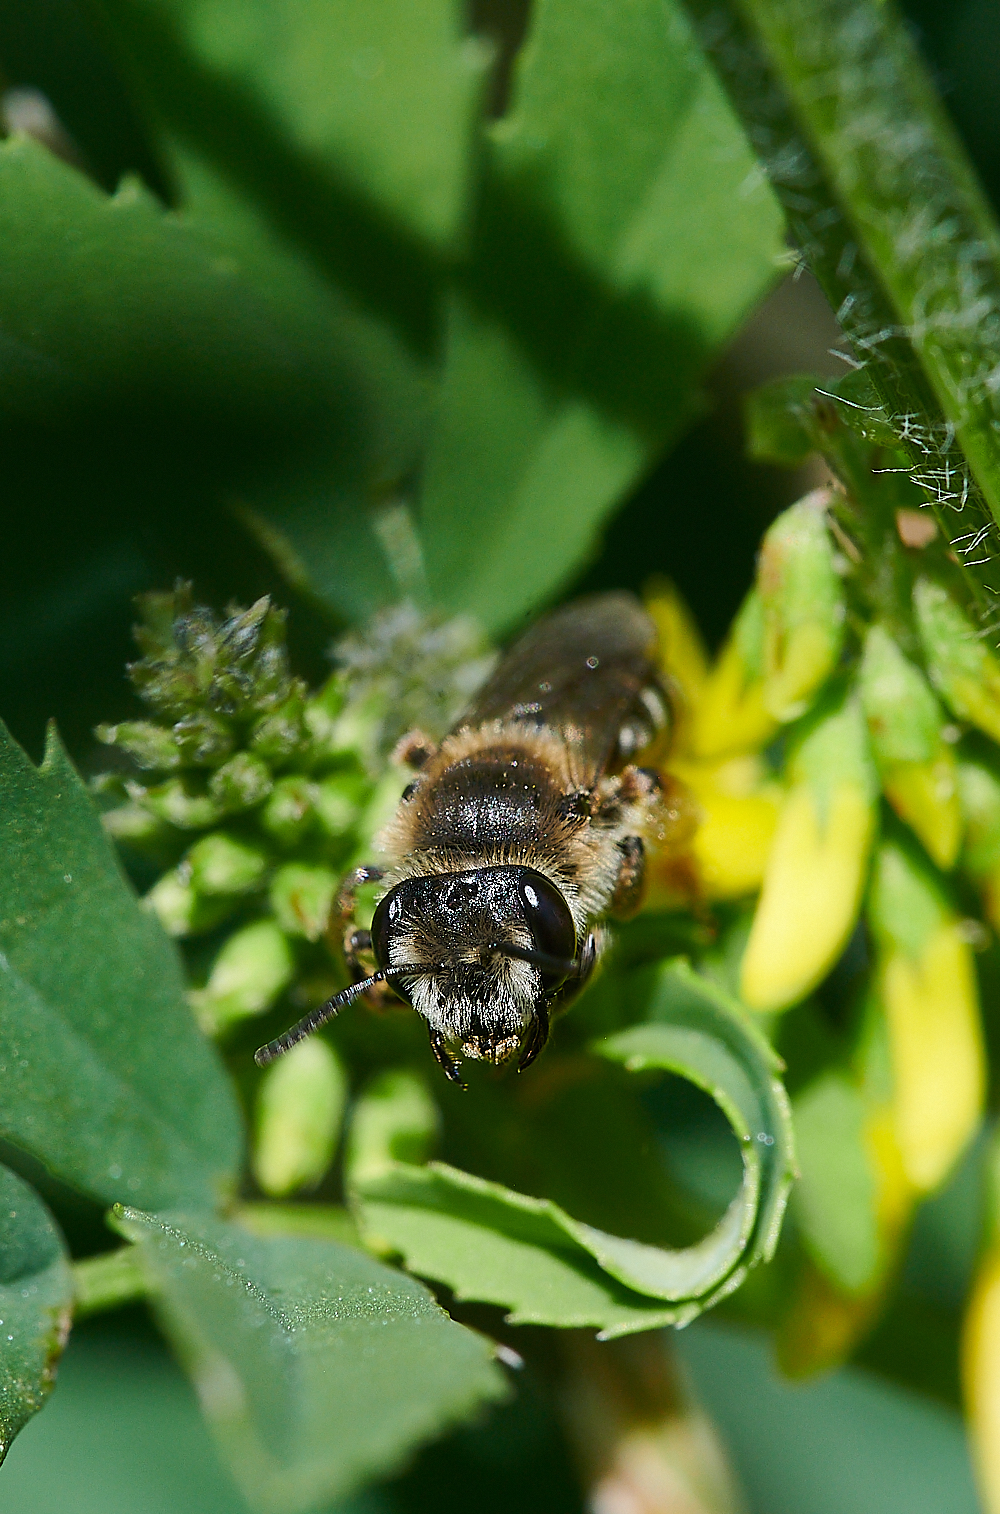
[{"left": 459, "top": 592, "right": 667, "bottom": 782}]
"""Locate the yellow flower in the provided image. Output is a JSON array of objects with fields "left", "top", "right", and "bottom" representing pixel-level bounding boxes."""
[
  {"left": 741, "top": 686, "right": 877, "bottom": 1012},
  {"left": 670, "top": 756, "right": 780, "bottom": 901},
  {"left": 963, "top": 1139, "right": 1000, "bottom": 1514},
  {"left": 691, "top": 590, "right": 779, "bottom": 760},
  {"left": 868, "top": 836, "right": 984, "bottom": 1194}
]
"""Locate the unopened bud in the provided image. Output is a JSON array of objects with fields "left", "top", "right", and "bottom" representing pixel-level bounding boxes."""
[
  {"left": 691, "top": 588, "right": 778, "bottom": 759},
  {"left": 346, "top": 1069, "right": 439, "bottom": 1189},
  {"left": 144, "top": 868, "right": 237, "bottom": 938},
  {"left": 868, "top": 835, "right": 984, "bottom": 1193},
  {"left": 314, "top": 771, "right": 369, "bottom": 841},
  {"left": 252, "top": 1038, "right": 347, "bottom": 1197},
  {"left": 758, "top": 491, "right": 845, "bottom": 723},
  {"left": 741, "top": 685, "right": 877, "bottom": 1011},
  {"left": 914, "top": 578, "right": 1000, "bottom": 744},
  {"left": 958, "top": 752, "right": 1000, "bottom": 930},
  {"left": 208, "top": 751, "right": 273, "bottom": 812},
  {"left": 190, "top": 919, "right": 295, "bottom": 1033},
  {"left": 859, "top": 625, "right": 961, "bottom": 868},
  {"left": 134, "top": 776, "right": 223, "bottom": 830},
  {"left": 270, "top": 862, "right": 338, "bottom": 940},
  {"left": 186, "top": 832, "right": 268, "bottom": 896},
  {"left": 96, "top": 721, "right": 181, "bottom": 772},
  {"left": 250, "top": 695, "right": 306, "bottom": 764},
  {"left": 260, "top": 775, "right": 317, "bottom": 847},
  {"left": 170, "top": 712, "right": 234, "bottom": 767}
]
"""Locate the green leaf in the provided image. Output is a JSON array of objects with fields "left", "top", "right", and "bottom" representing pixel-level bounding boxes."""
[
  {"left": 0, "top": 1166, "right": 73, "bottom": 1462},
  {"left": 419, "top": 0, "right": 784, "bottom": 630},
  {"left": 113, "top": 1208, "right": 507, "bottom": 1514},
  {"left": 107, "top": 0, "right": 488, "bottom": 257},
  {"left": 0, "top": 720, "right": 242, "bottom": 1210},
  {"left": 355, "top": 961, "right": 794, "bottom": 1337},
  {"left": 0, "top": 135, "right": 428, "bottom": 623}
]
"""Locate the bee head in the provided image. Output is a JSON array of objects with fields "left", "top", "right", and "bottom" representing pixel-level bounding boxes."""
[{"left": 370, "top": 865, "right": 578, "bottom": 1071}]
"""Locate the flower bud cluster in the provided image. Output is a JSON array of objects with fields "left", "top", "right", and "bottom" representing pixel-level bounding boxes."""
[
  {"left": 651, "top": 373, "right": 1000, "bottom": 1367},
  {"left": 96, "top": 585, "right": 492, "bottom": 1047}
]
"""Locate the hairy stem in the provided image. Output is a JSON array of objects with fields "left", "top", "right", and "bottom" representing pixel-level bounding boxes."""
[{"left": 688, "top": 0, "right": 1000, "bottom": 620}]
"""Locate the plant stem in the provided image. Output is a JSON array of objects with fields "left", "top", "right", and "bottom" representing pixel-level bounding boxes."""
[
  {"left": 557, "top": 1331, "right": 744, "bottom": 1514},
  {"left": 688, "top": 0, "right": 1000, "bottom": 620},
  {"left": 72, "top": 1246, "right": 148, "bottom": 1319}
]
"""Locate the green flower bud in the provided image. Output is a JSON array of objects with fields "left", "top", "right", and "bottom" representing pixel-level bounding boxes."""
[
  {"left": 95, "top": 721, "right": 181, "bottom": 772},
  {"left": 914, "top": 578, "right": 1000, "bottom": 743},
  {"left": 102, "top": 802, "right": 176, "bottom": 852},
  {"left": 250, "top": 695, "right": 306, "bottom": 764},
  {"left": 314, "top": 771, "right": 369, "bottom": 840},
  {"left": 757, "top": 490, "right": 845, "bottom": 722},
  {"left": 260, "top": 775, "right": 317, "bottom": 847},
  {"left": 859, "top": 626, "right": 961, "bottom": 869},
  {"left": 302, "top": 674, "right": 346, "bottom": 754},
  {"left": 190, "top": 919, "right": 295, "bottom": 1033},
  {"left": 186, "top": 832, "right": 268, "bottom": 896},
  {"left": 252, "top": 1039, "right": 347, "bottom": 1197},
  {"left": 171, "top": 713, "right": 235, "bottom": 767},
  {"left": 957, "top": 751, "right": 1000, "bottom": 931},
  {"left": 144, "top": 868, "right": 238, "bottom": 938},
  {"left": 135, "top": 776, "right": 223, "bottom": 830},
  {"left": 208, "top": 599, "right": 293, "bottom": 717},
  {"left": 270, "top": 863, "right": 338, "bottom": 941},
  {"left": 346, "top": 1069, "right": 440, "bottom": 1189},
  {"left": 208, "top": 752, "right": 273, "bottom": 812}
]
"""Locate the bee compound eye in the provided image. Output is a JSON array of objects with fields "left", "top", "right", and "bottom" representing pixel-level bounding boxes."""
[
  {"left": 370, "top": 890, "right": 395, "bottom": 970},
  {"left": 516, "top": 870, "right": 576, "bottom": 988}
]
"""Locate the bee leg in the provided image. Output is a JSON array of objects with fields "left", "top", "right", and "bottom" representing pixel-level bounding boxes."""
[
  {"left": 518, "top": 1000, "right": 550, "bottom": 1072},
  {"left": 609, "top": 835, "right": 646, "bottom": 919},
  {"left": 334, "top": 864, "right": 399, "bottom": 1008},
  {"left": 428, "top": 1027, "right": 466, "bottom": 1087}
]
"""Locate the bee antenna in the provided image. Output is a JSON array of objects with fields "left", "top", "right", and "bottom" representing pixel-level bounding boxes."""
[
  {"left": 254, "top": 966, "right": 420, "bottom": 1065},
  {"left": 492, "top": 940, "right": 580, "bottom": 978}
]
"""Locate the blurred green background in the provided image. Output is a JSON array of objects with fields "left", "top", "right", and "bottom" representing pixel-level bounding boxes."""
[{"left": 1, "top": 2, "right": 999, "bottom": 1511}]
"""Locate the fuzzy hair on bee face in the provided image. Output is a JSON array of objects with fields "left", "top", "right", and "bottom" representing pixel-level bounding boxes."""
[{"left": 377, "top": 867, "right": 552, "bottom": 1063}]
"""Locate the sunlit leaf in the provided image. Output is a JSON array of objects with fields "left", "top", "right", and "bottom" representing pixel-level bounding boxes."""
[
  {"left": 355, "top": 961, "right": 794, "bottom": 1337},
  {"left": 114, "top": 1208, "right": 507, "bottom": 1513},
  {"left": 0, "top": 720, "right": 242, "bottom": 1209},
  {"left": 418, "top": 0, "right": 784, "bottom": 630}
]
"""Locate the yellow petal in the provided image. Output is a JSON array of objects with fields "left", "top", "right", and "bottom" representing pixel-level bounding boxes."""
[
  {"left": 741, "top": 782, "right": 874, "bottom": 1011},
  {"left": 880, "top": 923, "right": 984, "bottom": 1193},
  {"left": 691, "top": 638, "right": 778, "bottom": 760},
  {"left": 881, "top": 755, "right": 962, "bottom": 870},
  {"left": 646, "top": 581, "right": 709, "bottom": 707},
  {"left": 963, "top": 1246, "right": 1000, "bottom": 1514}
]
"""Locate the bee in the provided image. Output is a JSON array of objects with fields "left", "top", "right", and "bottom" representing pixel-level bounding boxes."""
[{"left": 256, "top": 592, "right": 673, "bottom": 1084}]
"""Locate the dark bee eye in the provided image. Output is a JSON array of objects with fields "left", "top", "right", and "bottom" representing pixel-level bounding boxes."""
[
  {"left": 370, "top": 891, "right": 393, "bottom": 970},
  {"left": 516, "top": 869, "right": 576, "bottom": 990}
]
